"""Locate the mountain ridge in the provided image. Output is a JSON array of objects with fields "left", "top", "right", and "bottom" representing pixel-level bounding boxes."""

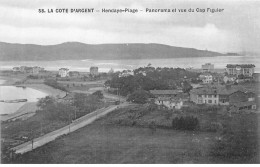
[{"left": 0, "top": 42, "right": 227, "bottom": 61}]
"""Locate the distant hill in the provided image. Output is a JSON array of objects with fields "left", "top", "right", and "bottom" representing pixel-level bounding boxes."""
[{"left": 0, "top": 42, "right": 226, "bottom": 61}]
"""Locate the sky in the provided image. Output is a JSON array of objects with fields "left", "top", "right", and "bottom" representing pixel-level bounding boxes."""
[{"left": 0, "top": 0, "right": 259, "bottom": 53}]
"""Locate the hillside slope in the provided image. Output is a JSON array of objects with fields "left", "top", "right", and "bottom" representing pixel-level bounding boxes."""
[{"left": 0, "top": 42, "right": 225, "bottom": 61}]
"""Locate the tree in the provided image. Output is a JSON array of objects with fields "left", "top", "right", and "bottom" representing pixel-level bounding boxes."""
[
  {"left": 92, "top": 90, "right": 104, "bottom": 99},
  {"left": 127, "top": 90, "right": 154, "bottom": 104},
  {"left": 182, "top": 81, "right": 193, "bottom": 93},
  {"left": 149, "top": 121, "right": 156, "bottom": 134},
  {"left": 43, "top": 102, "right": 75, "bottom": 122},
  {"left": 37, "top": 96, "right": 55, "bottom": 110},
  {"left": 172, "top": 116, "right": 199, "bottom": 131},
  {"left": 73, "top": 93, "right": 100, "bottom": 113}
]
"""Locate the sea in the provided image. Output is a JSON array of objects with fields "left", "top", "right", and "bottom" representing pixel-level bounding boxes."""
[
  {"left": 0, "top": 56, "right": 259, "bottom": 73},
  {"left": 0, "top": 85, "right": 47, "bottom": 115}
]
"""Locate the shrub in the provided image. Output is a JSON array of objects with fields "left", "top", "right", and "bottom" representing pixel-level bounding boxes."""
[
  {"left": 127, "top": 90, "right": 154, "bottom": 104},
  {"left": 172, "top": 116, "right": 199, "bottom": 131}
]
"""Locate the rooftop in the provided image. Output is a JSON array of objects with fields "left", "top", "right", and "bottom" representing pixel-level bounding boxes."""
[
  {"left": 226, "top": 64, "right": 255, "bottom": 68},
  {"left": 190, "top": 85, "right": 251, "bottom": 95},
  {"left": 59, "top": 68, "right": 69, "bottom": 71},
  {"left": 150, "top": 90, "right": 180, "bottom": 95},
  {"left": 232, "top": 101, "right": 256, "bottom": 108},
  {"left": 157, "top": 96, "right": 182, "bottom": 102}
]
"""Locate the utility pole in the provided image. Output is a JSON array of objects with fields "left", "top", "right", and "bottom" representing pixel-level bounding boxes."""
[
  {"left": 40, "top": 121, "right": 43, "bottom": 135},
  {"left": 118, "top": 87, "right": 120, "bottom": 103},
  {"left": 31, "top": 129, "right": 34, "bottom": 150},
  {"left": 69, "top": 114, "right": 71, "bottom": 133},
  {"left": 74, "top": 109, "right": 77, "bottom": 120},
  {"left": 31, "top": 138, "right": 34, "bottom": 150}
]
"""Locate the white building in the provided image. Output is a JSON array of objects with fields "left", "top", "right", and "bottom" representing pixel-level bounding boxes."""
[
  {"left": 226, "top": 64, "right": 255, "bottom": 77},
  {"left": 199, "top": 73, "right": 213, "bottom": 84},
  {"left": 223, "top": 75, "right": 236, "bottom": 83},
  {"left": 32, "top": 66, "right": 44, "bottom": 74},
  {"left": 202, "top": 63, "right": 214, "bottom": 72},
  {"left": 59, "top": 68, "right": 69, "bottom": 77},
  {"left": 155, "top": 97, "right": 183, "bottom": 109}
]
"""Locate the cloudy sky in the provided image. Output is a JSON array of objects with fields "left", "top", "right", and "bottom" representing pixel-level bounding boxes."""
[{"left": 0, "top": 0, "right": 259, "bottom": 53}]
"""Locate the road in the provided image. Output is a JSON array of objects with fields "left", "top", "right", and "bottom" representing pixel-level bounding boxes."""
[{"left": 11, "top": 102, "right": 131, "bottom": 154}]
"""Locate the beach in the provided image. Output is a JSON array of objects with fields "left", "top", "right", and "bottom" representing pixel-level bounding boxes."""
[{"left": 0, "top": 76, "right": 66, "bottom": 121}]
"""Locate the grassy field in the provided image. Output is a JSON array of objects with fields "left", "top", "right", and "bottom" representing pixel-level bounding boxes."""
[
  {"left": 2, "top": 103, "right": 259, "bottom": 163},
  {"left": 1, "top": 111, "right": 68, "bottom": 147},
  {"left": 8, "top": 122, "right": 217, "bottom": 164}
]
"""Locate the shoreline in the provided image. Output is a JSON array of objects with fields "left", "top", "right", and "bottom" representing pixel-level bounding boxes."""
[
  {"left": 20, "top": 84, "right": 67, "bottom": 99},
  {"left": 1, "top": 80, "right": 67, "bottom": 121}
]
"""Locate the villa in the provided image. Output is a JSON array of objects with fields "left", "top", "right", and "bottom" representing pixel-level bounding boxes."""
[{"left": 59, "top": 68, "right": 69, "bottom": 77}]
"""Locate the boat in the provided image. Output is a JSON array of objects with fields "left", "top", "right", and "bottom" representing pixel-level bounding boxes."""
[{"left": 3, "top": 99, "right": 28, "bottom": 103}]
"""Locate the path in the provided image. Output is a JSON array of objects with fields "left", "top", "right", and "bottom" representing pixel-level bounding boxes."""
[{"left": 11, "top": 102, "right": 131, "bottom": 154}]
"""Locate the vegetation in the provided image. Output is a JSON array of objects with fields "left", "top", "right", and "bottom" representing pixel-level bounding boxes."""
[
  {"left": 127, "top": 90, "right": 154, "bottom": 104},
  {"left": 1, "top": 91, "right": 106, "bottom": 163},
  {"left": 3, "top": 124, "right": 215, "bottom": 164},
  {"left": 172, "top": 116, "right": 199, "bottom": 131},
  {"left": 209, "top": 114, "right": 259, "bottom": 163},
  {"left": 44, "top": 79, "right": 67, "bottom": 92},
  {"left": 2, "top": 103, "right": 259, "bottom": 163},
  {"left": 105, "top": 66, "right": 197, "bottom": 96},
  {"left": 92, "top": 90, "right": 104, "bottom": 99}
]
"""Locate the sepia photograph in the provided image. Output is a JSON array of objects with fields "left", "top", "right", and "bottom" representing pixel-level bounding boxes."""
[{"left": 0, "top": 0, "right": 259, "bottom": 164}]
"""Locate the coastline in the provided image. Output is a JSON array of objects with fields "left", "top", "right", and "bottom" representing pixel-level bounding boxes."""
[
  {"left": 20, "top": 84, "right": 67, "bottom": 99},
  {"left": 0, "top": 78, "right": 66, "bottom": 121}
]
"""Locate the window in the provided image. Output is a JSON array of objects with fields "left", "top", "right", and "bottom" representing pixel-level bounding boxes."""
[
  {"left": 208, "top": 95, "right": 212, "bottom": 98},
  {"left": 214, "top": 100, "right": 217, "bottom": 104},
  {"left": 214, "top": 95, "right": 217, "bottom": 98},
  {"left": 208, "top": 100, "right": 212, "bottom": 103}
]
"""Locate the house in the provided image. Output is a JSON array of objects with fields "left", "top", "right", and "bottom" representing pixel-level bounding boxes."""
[
  {"left": 199, "top": 73, "right": 213, "bottom": 84},
  {"left": 230, "top": 101, "right": 257, "bottom": 112},
  {"left": 19, "top": 66, "right": 27, "bottom": 72},
  {"left": 229, "top": 90, "right": 257, "bottom": 111},
  {"left": 201, "top": 63, "right": 214, "bottom": 72},
  {"left": 149, "top": 90, "right": 181, "bottom": 98},
  {"left": 119, "top": 70, "right": 134, "bottom": 77},
  {"left": 190, "top": 87, "right": 219, "bottom": 105},
  {"left": 90, "top": 66, "right": 98, "bottom": 76},
  {"left": 69, "top": 71, "right": 80, "bottom": 77},
  {"left": 223, "top": 75, "right": 236, "bottom": 83},
  {"left": 155, "top": 97, "right": 183, "bottom": 109},
  {"left": 190, "top": 85, "right": 256, "bottom": 106},
  {"left": 12, "top": 67, "right": 20, "bottom": 72},
  {"left": 32, "top": 66, "right": 44, "bottom": 74},
  {"left": 226, "top": 64, "right": 255, "bottom": 77},
  {"left": 24, "top": 67, "right": 33, "bottom": 73},
  {"left": 59, "top": 68, "right": 69, "bottom": 77}
]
